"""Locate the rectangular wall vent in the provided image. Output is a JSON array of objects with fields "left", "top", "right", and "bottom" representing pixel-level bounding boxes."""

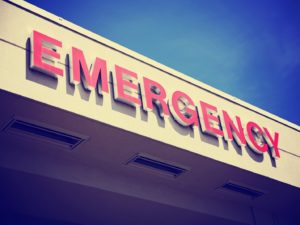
[
  {"left": 221, "top": 182, "right": 264, "bottom": 198},
  {"left": 4, "top": 118, "right": 86, "bottom": 149},
  {"left": 128, "top": 154, "right": 187, "bottom": 178}
]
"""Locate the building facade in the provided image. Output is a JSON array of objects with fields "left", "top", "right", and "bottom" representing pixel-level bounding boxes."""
[{"left": 0, "top": 0, "right": 300, "bottom": 224}]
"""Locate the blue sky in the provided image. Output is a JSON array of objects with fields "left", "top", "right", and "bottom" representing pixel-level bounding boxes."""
[{"left": 26, "top": 0, "right": 300, "bottom": 125}]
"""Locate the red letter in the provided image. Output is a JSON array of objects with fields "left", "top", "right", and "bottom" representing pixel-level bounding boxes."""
[
  {"left": 169, "top": 91, "right": 199, "bottom": 126},
  {"left": 141, "top": 77, "right": 169, "bottom": 117},
  {"left": 30, "top": 30, "right": 63, "bottom": 76},
  {"left": 221, "top": 110, "right": 246, "bottom": 146},
  {"left": 113, "top": 65, "right": 141, "bottom": 106},
  {"left": 245, "top": 122, "right": 268, "bottom": 154},
  {"left": 70, "top": 47, "right": 109, "bottom": 94},
  {"left": 199, "top": 101, "right": 223, "bottom": 137},
  {"left": 263, "top": 128, "right": 280, "bottom": 159}
]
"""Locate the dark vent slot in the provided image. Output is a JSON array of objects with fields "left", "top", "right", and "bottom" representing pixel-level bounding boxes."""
[
  {"left": 6, "top": 119, "right": 85, "bottom": 149},
  {"left": 222, "top": 182, "right": 264, "bottom": 198},
  {"left": 129, "top": 155, "right": 187, "bottom": 177}
]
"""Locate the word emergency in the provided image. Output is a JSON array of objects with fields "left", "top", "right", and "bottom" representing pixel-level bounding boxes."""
[{"left": 30, "top": 30, "right": 280, "bottom": 159}]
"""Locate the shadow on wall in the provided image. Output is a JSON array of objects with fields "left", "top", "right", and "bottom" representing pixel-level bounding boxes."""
[
  {"left": 168, "top": 114, "right": 195, "bottom": 138},
  {"left": 0, "top": 212, "right": 81, "bottom": 225},
  {"left": 221, "top": 133, "right": 277, "bottom": 167}
]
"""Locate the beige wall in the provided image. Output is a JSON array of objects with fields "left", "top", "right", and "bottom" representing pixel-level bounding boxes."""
[{"left": 0, "top": 0, "right": 299, "bottom": 190}]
